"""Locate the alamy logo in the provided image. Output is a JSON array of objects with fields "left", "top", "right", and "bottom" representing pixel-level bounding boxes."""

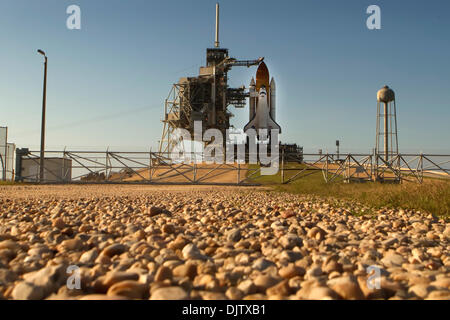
[
  {"left": 66, "top": 265, "right": 81, "bottom": 290},
  {"left": 366, "top": 5, "right": 381, "bottom": 30},
  {"left": 66, "top": 5, "right": 81, "bottom": 30},
  {"left": 366, "top": 265, "right": 381, "bottom": 290},
  {"left": 170, "top": 121, "right": 280, "bottom": 176}
]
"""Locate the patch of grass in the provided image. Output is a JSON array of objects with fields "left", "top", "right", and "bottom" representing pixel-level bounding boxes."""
[
  {"left": 247, "top": 164, "right": 450, "bottom": 218},
  {"left": 0, "top": 181, "right": 19, "bottom": 185}
]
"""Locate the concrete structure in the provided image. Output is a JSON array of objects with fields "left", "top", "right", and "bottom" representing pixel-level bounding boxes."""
[
  {"left": 20, "top": 157, "right": 72, "bottom": 183},
  {"left": 0, "top": 127, "right": 15, "bottom": 181}
]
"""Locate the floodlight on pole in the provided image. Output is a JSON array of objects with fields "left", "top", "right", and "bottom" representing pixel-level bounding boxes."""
[{"left": 37, "top": 49, "right": 48, "bottom": 183}]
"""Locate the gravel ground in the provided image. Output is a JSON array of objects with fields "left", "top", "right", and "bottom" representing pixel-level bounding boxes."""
[{"left": 0, "top": 185, "right": 449, "bottom": 300}]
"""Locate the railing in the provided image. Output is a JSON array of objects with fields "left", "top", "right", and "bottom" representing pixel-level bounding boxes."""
[
  {"left": 282, "top": 153, "right": 450, "bottom": 184},
  {"left": 16, "top": 150, "right": 450, "bottom": 185}
]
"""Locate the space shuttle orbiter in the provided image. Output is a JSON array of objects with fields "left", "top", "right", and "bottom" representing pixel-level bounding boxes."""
[{"left": 244, "top": 62, "right": 281, "bottom": 134}]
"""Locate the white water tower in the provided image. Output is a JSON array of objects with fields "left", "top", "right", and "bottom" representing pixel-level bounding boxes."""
[{"left": 375, "top": 85, "right": 399, "bottom": 162}]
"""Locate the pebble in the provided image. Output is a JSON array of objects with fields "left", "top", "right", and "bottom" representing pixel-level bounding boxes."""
[
  {"left": 52, "top": 218, "right": 66, "bottom": 229},
  {"left": 107, "top": 280, "right": 148, "bottom": 299},
  {"left": 279, "top": 264, "right": 305, "bottom": 279},
  {"left": 279, "top": 234, "right": 303, "bottom": 249},
  {"left": 12, "top": 282, "right": 45, "bottom": 300},
  {"left": 101, "top": 244, "right": 127, "bottom": 257},
  {"left": 154, "top": 266, "right": 173, "bottom": 282},
  {"left": 173, "top": 263, "right": 197, "bottom": 280},
  {"left": 0, "top": 185, "right": 448, "bottom": 301},
  {"left": 148, "top": 206, "right": 163, "bottom": 217},
  {"left": 103, "top": 271, "right": 139, "bottom": 287},
  {"left": 227, "top": 229, "right": 242, "bottom": 242},
  {"left": 182, "top": 244, "right": 208, "bottom": 261},
  {"left": 0, "top": 240, "right": 20, "bottom": 252},
  {"left": 237, "top": 279, "right": 257, "bottom": 295},
  {"left": 162, "top": 224, "right": 175, "bottom": 234},
  {"left": 254, "top": 275, "right": 281, "bottom": 290},
  {"left": 327, "top": 276, "right": 364, "bottom": 300},
  {"left": 252, "top": 258, "right": 276, "bottom": 271},
  {"left": 225, "top": 287, "right": 244, "bottom": 300},
  {"left": 150, "top": 286, "right": 188, "bottom": 300},
  {"left": 266, "top": 280, "right": 291, "bottom": 297},
  {"left": 381, "top": 252, "right": 406, "bottom": 268},
  {"left": 58, "top": 239, "right": 83, "bottom": 251},
  {"left": 79, "top": 294, "right": 129, "bottom": 300},
  {"left": 80, "top": 248, "right": 99, "bottom": 264},
  {"left": 307, "top": 286, "right": 340, "bottom": 300}
]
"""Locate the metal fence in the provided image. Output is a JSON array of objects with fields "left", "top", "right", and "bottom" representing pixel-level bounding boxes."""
[
  {"left": 16, "top": 150, "right": 450, "bottom": 185},
  {"left": 282, "top": 153, "right": 450, "bottom": 184}
]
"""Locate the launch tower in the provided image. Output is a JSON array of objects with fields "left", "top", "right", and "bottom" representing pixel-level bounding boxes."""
[{"left": 159, "top": 3, "right": 263, "bottom": 154}]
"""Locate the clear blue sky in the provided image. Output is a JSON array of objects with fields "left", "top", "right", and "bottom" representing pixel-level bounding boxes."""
[{"left": 0, "top": 0, "right": 449, "bottom": 153}]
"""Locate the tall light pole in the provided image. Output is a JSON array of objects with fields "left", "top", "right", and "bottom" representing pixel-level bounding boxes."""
[{"left": 38, "top": 49, "right": 47, "bottom": 183}]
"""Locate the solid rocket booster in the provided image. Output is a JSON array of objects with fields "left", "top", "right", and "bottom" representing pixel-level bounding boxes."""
[
  {"left": 244, "top": 62, "right": 281, "bottom": 133},
  {"left": 249, "top": 77, "right": 256, "bottom": 121},
  {"left": 270, "top": 78, "right": 276, "bottom": 121}
]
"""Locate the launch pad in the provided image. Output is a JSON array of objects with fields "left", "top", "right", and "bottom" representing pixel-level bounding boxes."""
[{"left": 159, "top": 3, "right": 280, "bottom": 156}]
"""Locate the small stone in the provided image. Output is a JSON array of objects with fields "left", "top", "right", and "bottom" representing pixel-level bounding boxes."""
[
  {"left": 102, "top": 243, "right": 127, "bottom": 257},
  {"left": 182, "top": 243, "right": 208, "bottom": 260},
  {"left": 430, "top": 278, "right": 450, "bottom": 289},
  {"left": 323, "top": 260, "right": 343, "bottom": 274},
  {"left": 381, "top": 252, "right": 406, "bottom": 268},
  {"left": 408, "top": 284, "right": 434, "bottom": 299},
  {"left": 327, "top": 276, "right": 364, "bottom": 300},
  {"left": 243, "top": 294, "right": 268, "bottom": 300},
  {"left": 148, "top": 206, "right": 163, "bottom": 217},
  {"left": 23, "top": 265, "right": 66, "bottom": 296},
  {"left": 254, "top": 275, "right": 281, "bottom": 290},
  {"left": 12, "top": 282, "right": 45, "bottom": 300},
  {"left": 173, "top": 263, "right": 197, "bottom": 280},
  {"left": 307, "top": 227, "right": 326, "bottom": 241},
  {"left": 52, "top": 218, "right": 66, "bottom": 229},
  {"left": 150, "top": 286, "right": 188, "bottom": 300},
  {"left": 58, "top": 239, "right": 83, "bottom": 251},
  {"left": 279, "top": 234, "right": 303, "bottom": 249},
  {"left": 168, "top": 237, "right": 187, "bottom": 250},
  {"left": 0, "top": 240, "right": 20, "bottom": 252},
  {"left": 103, "top": 271, "right": 139, "bottom": 288},
  {"left": 426, "top": 290, "right": 450, "bottom": 300},
  {"left": 162, "top": 224, "right": 176, "bottom": 234},
  {"left": 107, "top": 280, "right": 147, "bottom": 299},
  {"left": 10, "top": 226, "right": 20, "bottom": 236},
  {"left": 227, "top": 229, "right": 242, "bottom": 242},
  {"left": 279, "top": 264, "right": 305, "bottom": 279},
  {"left": 237, "top": 279, "right": 257, "bottom": 295},
  {"left": 225, "top": 287, "right": 244, "bottom": 300},
  {"left": 199, "top": 291, "right": 227, "bottom": 300},
  {"left": 307, "top": 286, "right": 339, "bottom": 300},
  {"left": 306, "top": 266, "right": 323, "bottom": 279},
  {"left": 0, "top": 268, "right": 17, "bottom": 285},
  {"left": 279, "top": 250, "right": 303, "bottom": 262},
  {"left": 155, "top": 266, "right": 173, "bottom": 282},
  {"left": 252, "top": 258, "right": 276, "bottom": 271},
  {"left": 79, "top": 294, "right": 129, "bottom": 300},
  {"left": 80, "top": 248, "right": 99, "bottom": 264},
  {"left": 266, "top": 280, "right": 291, "bottom": 297},
  {"left": 382, "top": 238, "right": 399, "bottom": 247},
  {"left": 133, "top": 230, "right": 146, "bottom": 240},
  {"left": 281, "top": 210, "right": 295, "bottom": 218},
  {"left": 95, "top": 254, "right": 111, "bottom": 265}
]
